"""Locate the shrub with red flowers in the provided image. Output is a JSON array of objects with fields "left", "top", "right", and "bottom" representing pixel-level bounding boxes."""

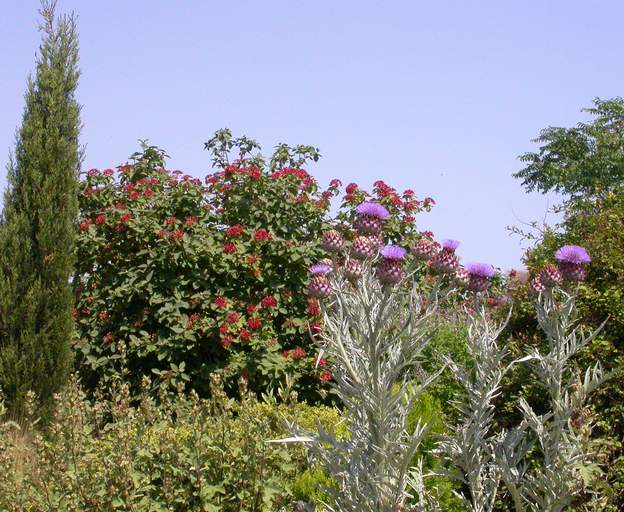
[{"left": 74, "top": 131, "right": 436, "bottom": 400}]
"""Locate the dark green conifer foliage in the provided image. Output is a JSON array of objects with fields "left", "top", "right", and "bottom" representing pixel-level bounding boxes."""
[{"left": 0, "top": 1, "right": 81, "bottom": 417}]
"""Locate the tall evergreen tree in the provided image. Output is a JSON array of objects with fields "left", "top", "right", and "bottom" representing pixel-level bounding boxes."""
[{"left": 0, "top": 0, "right": 81, "bottom": 417}]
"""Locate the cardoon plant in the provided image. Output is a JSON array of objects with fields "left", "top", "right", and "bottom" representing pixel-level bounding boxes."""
[
  {"left": 439, "top": 265, "right": 519, "bottom": 512},
  {"left": 512, "top": 282, "right": 607, "bottom": 512},
  {"left": 298, "top": 261, "right": 446, "bottom": 512},
  {"left": 282, "top": 218, "right": 453, "bottom": 511}
]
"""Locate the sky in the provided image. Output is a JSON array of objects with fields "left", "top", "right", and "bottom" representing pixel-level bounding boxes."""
[{"left": 1, "top": 1, "right": 622, "bottom": 270}]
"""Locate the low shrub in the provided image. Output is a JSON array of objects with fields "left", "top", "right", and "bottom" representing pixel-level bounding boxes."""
[{"left": 0, "top": 375, "right": 341, "bottom": 511}]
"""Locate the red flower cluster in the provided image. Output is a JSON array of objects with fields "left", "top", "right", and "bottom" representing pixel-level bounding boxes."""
[
  {"left": 320, "top": 370, "right": 332, "bottom": 382},
  {"left": 247, "top": 317, "right": 262, "bottom": 330},
  {"left": 227, "top": 224, "right": 245, "bottom": 237},
  {"left": 270, "top": 167, "right": 310, "bottom": 180},
  {"left": 95, "top": 214, "right": 106, "bottom": 224},
  {"left": 307, "top": 299, "right": 321, "bottom": 316},
  {"left": 227, "top": 312, "right": 240, "bottom": 324},
  {"left": 171, "top": 229, "right": 185, "bottom": 240},
  {"left": 253, "top": 229, "right": 271, "bottom": 241},
  {"left": 120, "top": 213, "right": 133, "bottom": 223},
  {"left": 223, "top": 242, "right": 237, "bottom": 254},
  {"left": 79, "top": 219, "right": 92, "bottom": 231},
  {"left": 239, "top": 329, "right": 251, "bottom": 341},
  {"left": 291, "top": 346, "right": 306, "bottom": 359},
  {"left": 261, "top": 295, "right": 277, "bottom": 308},
  {"left": 214, "top": 296, "right": 228, "bottom": 309}
]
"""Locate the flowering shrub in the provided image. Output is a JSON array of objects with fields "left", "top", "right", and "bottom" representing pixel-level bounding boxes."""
[{"left": 74, "top": 132, "right": 436, "bottom": 399}]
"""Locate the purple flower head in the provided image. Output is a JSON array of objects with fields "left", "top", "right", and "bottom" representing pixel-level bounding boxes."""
[
  {"left": 355, "top": 202, "right": 390, "bottom": 219},
  {"left": 441, "top": 239, "right": 460, "bottom": 251},
  {"left": 466, "top": 262, "right": 496, "bottom": 278},
  {"left": 380, "top": 245, "right": 407, "bottom": 260},
  {"left": 309, "top": 263, "right": 332, "bottom": 275},
  {"left": 555, "top": 245, "right": 591, "bottom": 265}
]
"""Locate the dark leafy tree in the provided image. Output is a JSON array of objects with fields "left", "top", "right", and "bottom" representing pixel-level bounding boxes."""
[
  {"left": 0, "top": 1, "right": 82, "bottom": 417},
  {"left": 514, "top": 97, "right": 624, "bottom": 197}
]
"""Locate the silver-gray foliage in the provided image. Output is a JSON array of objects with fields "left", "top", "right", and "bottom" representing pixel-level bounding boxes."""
[
  {"left": 293, "top": 263, "right": 447, "bottom": 512},
  {"left": 440, "top": 301, "right": 519, "bottom": 512},
  {"left": 512, "top": 289, "right": 608, "bottom": 512},
  {"left": 280, "top": 261, "right": 607, "bottom": 511}
]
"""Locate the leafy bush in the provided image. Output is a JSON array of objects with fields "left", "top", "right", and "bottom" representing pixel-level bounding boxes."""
[
  {"left": 74, "top": 136, "right": 337, "bottom": 400},
  {"left": 74, "top": 132, "right": 433, "bottom": 400},
  {"left": 0, "top": 375, "right": 341, "bottom": 511}
]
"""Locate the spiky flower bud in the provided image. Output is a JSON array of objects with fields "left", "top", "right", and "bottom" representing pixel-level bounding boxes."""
[
  {"left": 322, "top": 230, "right": 345, "bottom": 252},
  {"left": 454, "top": 265, "right": 470, "bottom": 287},
  {"left": 376, "top": 245, "right": 406, "bottom": 285},
  {"left": 430, "top": 239, "right": 460, "bottom": 274},
  {"left": 343, "top": 259, "right": 364, "bottom": 281},
  {"left": 539, "top": 263, "right": 563, "bottom": 288},
  {"left": 351, "top": 236, "right": 375, "bottom": 260},
  {"left": 465, "top": 262, "right": 495, "bottom": 292},
  {"left": 529, "top": 275, "right": 545, "bottom": 295},
  {"left": 412, "top": 239, "right": 439, "bottom": 260}
]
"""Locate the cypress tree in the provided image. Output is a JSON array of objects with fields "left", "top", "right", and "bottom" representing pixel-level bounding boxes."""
[{"left": 0, "top": 0, "right": 81, "bottom": 417}]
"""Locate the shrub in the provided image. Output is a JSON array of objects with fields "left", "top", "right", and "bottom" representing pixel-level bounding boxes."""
[
  {"left": 0, "top": 375, "right": 341, "bottom": 511},
  {"left": 74, "top": 133, "right": 433, "bottom": 400}
]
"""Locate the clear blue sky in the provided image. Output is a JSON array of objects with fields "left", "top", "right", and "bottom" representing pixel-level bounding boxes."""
[{"left": 2, "top": 1, "right": 622, "bottom": 270}]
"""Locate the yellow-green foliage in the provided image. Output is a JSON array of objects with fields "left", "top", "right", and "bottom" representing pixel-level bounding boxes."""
[{"left": 0, "top": 375, "right": 341, "bottom": 511}]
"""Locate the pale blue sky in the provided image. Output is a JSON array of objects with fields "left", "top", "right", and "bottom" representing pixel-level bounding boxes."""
[{"left": 2, "top": 1, "right": 622, "bottom": 269}]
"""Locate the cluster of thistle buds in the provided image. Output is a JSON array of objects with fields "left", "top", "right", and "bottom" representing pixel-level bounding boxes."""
[
  {"left": 411, "top": 237, "right": 497, "bottom": 293},
  {"left": 310, "top": 201, "right": 398, "bottom": 297},
  {"left": 310, "top": 201, "right": 501, "bottom": 299},
  {"left": 530, "top": 245, "right": 591, "bottom": 293}
]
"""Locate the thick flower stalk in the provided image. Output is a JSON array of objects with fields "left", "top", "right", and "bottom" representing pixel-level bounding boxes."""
[
  {"left": 293, "top": 261, "right": 448, "bottom": 512},
  {"left": 439, "top": 268, "right": 519, "bottom": 512},
  {"left": 513, "top": 286, "right": 607, "bottom": 512}
]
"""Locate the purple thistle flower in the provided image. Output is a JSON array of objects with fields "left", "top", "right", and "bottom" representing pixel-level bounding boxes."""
[
  {"left": 555, "top": 245, "right": 591, "bottom": 265},
  {"left": 355, "top": 202, "right": 390, "bottom": 219},
  {"left": 441, "top": 239, "right": 460, "bottom": 251},
  {"left": 380, "top": 245, "right": 407, "bottom": 260},
  {"left": 466, "top": 262, "right": 495, "bottom": 278},
  {"left": 465, "top": 262, "right": 495, "bottom": 292},
  {"left": 309, "top": 263, "right": 332, "bottom": 275}
]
